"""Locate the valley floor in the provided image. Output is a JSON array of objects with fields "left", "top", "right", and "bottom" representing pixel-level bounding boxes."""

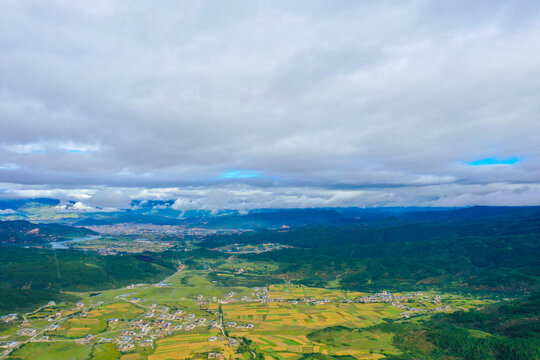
[{"left": 0, "top": 259, "right": 493, "bottom": 360}]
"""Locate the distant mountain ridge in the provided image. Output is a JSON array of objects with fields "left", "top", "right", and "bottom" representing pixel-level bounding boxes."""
[
  {"left": 0, "top": 197, "right": 60, "bottom": 210},
  {"left": 399, "top": 205, "right": 540, "bottom": 223},
  {"left": 3, "top": 196, "right": 540, "bottom": 230},
  {"left": 74, "top": 205, "right": 540, "bottom": 230},
  {"left": 74, "top": 208, "right": 354, "bottom": 229}
]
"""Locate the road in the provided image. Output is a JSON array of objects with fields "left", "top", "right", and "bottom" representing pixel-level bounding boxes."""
[{"left": 0, "top": 262, "right": 186, "bottom": 359}]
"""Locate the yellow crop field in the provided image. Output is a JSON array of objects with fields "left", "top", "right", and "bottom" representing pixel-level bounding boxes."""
[
  {"left": 270, "top": 352, "right": 298, "bottom": 359},
  {"left": 107, "top": 303, "right": 131, "bottom": 309},
  {"left": 333, "top": 350, "right": 387, "bottom": 360},
  {"left": 220, "top": 300, "right": 398, "bottom": 332},
  {"left": 67, "top": 327, "right": 92, "bottom": 336},
  {"left": 121, "top": 354, "right": 146, "bottom": 360},
  {"left": 245, "top": 334, "right": 319, "bottom": 353},
  {"left": 215, "top": 288, "right": 404, "bottom": 359},
  {"left": 76, "top": 318, "right": 100, "bottom": 325},
  {"left": 149, "top": 332, "right": 237, "bottom": 360},
  {"left": 268, "top": 284, "right": 366, "bottom": 300},
  {"left": 93, "top": 302, "right": 143, "bottom": 318}
]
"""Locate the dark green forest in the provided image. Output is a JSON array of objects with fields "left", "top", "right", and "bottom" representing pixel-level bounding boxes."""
[
  {"left": 201, "top": 213, "right": 540, "bottom": 294},
  {"left": 0, "top": 247, "right": 176, "bottom": 312}
]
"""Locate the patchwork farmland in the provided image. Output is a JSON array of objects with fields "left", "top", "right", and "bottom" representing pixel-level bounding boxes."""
[{"left": 3, "top": 263, "right": 485, "bottom": 360}]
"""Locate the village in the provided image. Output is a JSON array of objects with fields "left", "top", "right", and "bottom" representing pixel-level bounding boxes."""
[
  {"left": 214, "top": 243, "right": 293, "bottom": 254},
  {"left": 1, "top": 281, "right": 452, "bottom": 358}
]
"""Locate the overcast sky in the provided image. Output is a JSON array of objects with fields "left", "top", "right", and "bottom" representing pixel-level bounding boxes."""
[{"left": 1, "top": 1, "right": 540, "bottom": 210}]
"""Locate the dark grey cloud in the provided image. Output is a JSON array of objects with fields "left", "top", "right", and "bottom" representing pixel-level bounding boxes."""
[{"left": 1, "top": 0, "right": 540, "bottom": 209}]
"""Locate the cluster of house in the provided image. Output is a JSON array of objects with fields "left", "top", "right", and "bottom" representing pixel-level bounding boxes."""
[
  {"left": 216, "top": 243, "right": 290, "bottom": 254},
  {"left": 357, "top": 291, "right": 417, "bottom": 303},
  {"left": 15, "top": 317, "right": 42, "bottom": 337},
  {"left": 43, "top": 311, "right": 64, "bottom": 322},
  {"left": 351, "top": 291, "right": 452, "bottom": 318},
  {"left": 219, "top": 289, "right": 453, "bottom": 319},
  {"left": 116, "top": 342, "right": 146, "bottom": 352},
  {"left": 74, "top": 334, "right": 95, "bottom": 345},
  {"left": 97, "top": 247, "right": 118, "bottom": 256},
  {"left": 435, "top": 306, "right": 452, "bottom": 312},
  {"left": 85, "top": 223, "right": 228, "bottom": 236},
  {"left": 207, "top": 336, "right": 240, "bottom": 345},
  {"left": 17, "top": 327, "right": 37, "bottom": 336},
  {"left": 196, "top": 290, "right": 258, "bottom": 306},
  {"left": 127, "top": 283, "right": 147, "bottom": 289},
  {"left": 96, "top": 290, "right": 266, "bottom": 353},
  {"left": 183, "top": 287, "right": 275, "bottom": 308},
  {"left": 225, "top": 321, "right": 254, "bottom": 329},
  {"left": 1, "top": 305, "right": 63, "bottom": 340},
  {"left": 111, "top": 306, "right": 220, "bottom": 352},
  {"left": 115, "top": 326, "right": 155, "bottom": 352},
  {"left": 1, "top": 313, "right": 18, "bottom": 323},
  {"left": 201, "top": 286, "right": 396, "bottom": 308},
  {"left": 253, "top": 287, "right": 270, "bottom": 301},
  {"left": 207, "top": 352, "right": 224, "bottom": 359},
  {"left": 46, "top": 324, "right": 60, "bottom": 331},
  {"left": 0, "top": 341, "right": 18, "bottom": 349},
  {"left": 268, "top": 297, "right": 334, "bottom": 306}
]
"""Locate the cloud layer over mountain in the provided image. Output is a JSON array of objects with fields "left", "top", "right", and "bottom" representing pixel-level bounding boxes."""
[{"left": 1, "top": 1, "right": 540, "bottom": 209}]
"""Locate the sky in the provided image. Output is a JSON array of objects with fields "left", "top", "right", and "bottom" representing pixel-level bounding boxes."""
[{"left": 1, "top": 0, "right": 540, "bottom": 210}]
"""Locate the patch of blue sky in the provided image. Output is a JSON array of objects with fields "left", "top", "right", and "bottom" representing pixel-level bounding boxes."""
[
  {"left": 0, "top": 163, "right": 19, "bottom": 170},
  {"left": 468, "top": 157, "right": 521, "bottom": 166},
  {"left": 220, "top": 170, "right": 261, "bottom": 179}
]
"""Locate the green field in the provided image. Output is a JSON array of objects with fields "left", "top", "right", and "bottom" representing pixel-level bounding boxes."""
[{"left": 3, "top": 257, "right": 531, "bottom": 360}]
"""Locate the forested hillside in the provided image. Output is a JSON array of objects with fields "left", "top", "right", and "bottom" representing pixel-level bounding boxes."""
[
  {"left": 0, "top": 247, "right": 176, "bottom": 312},
  {"left": 201, "top": 211, "right": 540, "bottom": 294},
  {"left": 0, "top": 220, "right": 96, "bottom": 245}
]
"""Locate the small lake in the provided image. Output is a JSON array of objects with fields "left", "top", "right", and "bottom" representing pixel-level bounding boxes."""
[{"left": 50, "top": 235, "right": 101, "bottom": 249}]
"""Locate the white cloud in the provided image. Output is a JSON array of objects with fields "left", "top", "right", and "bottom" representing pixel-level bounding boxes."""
[
  {"left": 0, "top": 1, "right": 539, "bottom": 207},
  {"left": 5, "top": 143, "right": 46, "bottom": 154},
  {"left": 55, "top": 200, "right": 118, "bottom": 212},
  {"left": 0, "top": 208, "right": 17, "bottom": 214}
]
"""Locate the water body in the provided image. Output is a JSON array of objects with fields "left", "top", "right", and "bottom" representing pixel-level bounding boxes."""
[{"left": 50, "top": 235, "right": 101, "bottom": 249}]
